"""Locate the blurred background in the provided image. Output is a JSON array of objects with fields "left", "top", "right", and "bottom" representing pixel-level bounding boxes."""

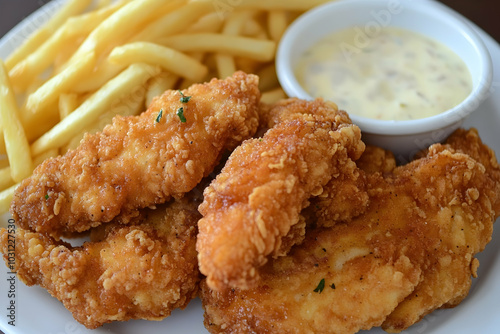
[{"left": 0, "top": 0, "right": 499, "bottom": 41}]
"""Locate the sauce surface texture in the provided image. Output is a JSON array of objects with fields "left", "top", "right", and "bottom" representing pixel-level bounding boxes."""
[{"left": 295, "top": 27, "right": 472, "bottom": 120}]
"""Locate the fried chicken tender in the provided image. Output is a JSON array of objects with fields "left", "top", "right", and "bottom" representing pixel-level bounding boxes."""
[
  {"left": 0, "top": 197, "right": 201, "bottom": 329},
  {"left": 200, "top": 129, "right": 500, "bottom": 334},
  {"left": 11, "top": 71, "right": 260, "bottom": 237},
  {"left": 382, "top": 128, "right": 500, "bottom": 332},
  {"left": 197, "top": 99, "right": 365, "bottom": 290}
]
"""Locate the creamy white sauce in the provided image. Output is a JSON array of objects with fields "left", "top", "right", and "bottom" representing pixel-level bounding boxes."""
[{"left": 295, "top": 27, "right": 472, "bottom": 120}]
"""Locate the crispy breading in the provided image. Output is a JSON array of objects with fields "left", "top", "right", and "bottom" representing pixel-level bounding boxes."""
[
  {"left": 200, "top": 129, "right": 500, "bottom": 334},
  {"left": 197, "top": 98, "right": 364, "bottom": 291},
  {"left": 11, "top": 71, "right": 260, "bottom": 238},
  {"left": 0, "top": 197, "right": 201, "bottom": 329},
  {"left": 382, "top": 129, "right": 500, "bottom": 332}
]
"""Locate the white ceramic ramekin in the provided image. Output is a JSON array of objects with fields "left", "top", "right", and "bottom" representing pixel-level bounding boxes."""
[{"left": 276, "top": 0, "right": 493, "bottom": 162}]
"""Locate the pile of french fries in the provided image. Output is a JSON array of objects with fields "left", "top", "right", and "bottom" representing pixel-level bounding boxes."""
[{"left": 0, "top": 0, "right": 331, "bottom": 217}]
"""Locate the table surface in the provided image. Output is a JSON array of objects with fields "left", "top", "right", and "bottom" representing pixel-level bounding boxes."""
[{"left": 0, "top": 0, "right": 498, "bottom": 42}]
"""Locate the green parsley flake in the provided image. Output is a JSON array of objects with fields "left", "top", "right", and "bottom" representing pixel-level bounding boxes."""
[
  {"left": 178, "top": 90, "right": 192, "bottom": 103},
  {"left": 177, "top": 107, "right": 187, "bottom": 123},
  {"left": 313, "top": 278, "right": 325, "bottom": 293},
  {"left": 44, "top": 194, "right": 49, "bottom": 200},
  {"left": 155, "top": 109, "right": 163, "bottom": 123},
  {"left": 331, "top": 283, "right": 336, "bottom": 289}
]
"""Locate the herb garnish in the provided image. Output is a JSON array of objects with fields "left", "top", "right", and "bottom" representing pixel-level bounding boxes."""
[
  {"left": 313, "top": 278, "right": 325, "bottom": 293},
  {"left": 178, "top": 90, "right": 191, "bottom": 103},
  {"left": 155, "top": 108, "right": 163, "bottom": 123},
  {"left": 44, "top": 194, "right": 49, "bottom": 200},
  {"left": 330, "top": 283, "right": 336, "bottom": 289},
  {"left": 177, "top": 107, "right": 187, "bottom": 123}
]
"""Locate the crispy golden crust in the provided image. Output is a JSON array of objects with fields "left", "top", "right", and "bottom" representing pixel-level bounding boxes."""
[
  {"left": 307, "top": 158, "right": 369, "bottom": 226},
  {"left": 382, "top": 130, "right": 500, "bottom": 332},
  {"left": 1, "top": 198, "right": 201, "bottom": 329},
  {"left": 197, "top": 98, "right": 364, "bottom": 291},
  {"left": 11, "top": 71, "right": 260, "bottom": 237},
  {"left": 201, "top": 129, "right": 500, "bottom": 334}
]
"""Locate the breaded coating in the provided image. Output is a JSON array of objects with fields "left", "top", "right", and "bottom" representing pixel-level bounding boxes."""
[
  {"left": 307, "top": 158, "right": 369, "bottom": 226},
  {"left": 306, "top": 145, "right": 396, "bottom": 227},
  {"left": 11, "top": 71, "right": 260, "bottom": 237},
  {"left": 0, "top": 198, "right": 201, "bottom": 329},
  {"left": 200, "top": 129, "right": 500, "bottom": 334},
  {"left": 197, "top": 99, "right": 364, "bottom": 290},
  {"left": 382, "top": 129, "right": 500, "bottom": 332}
]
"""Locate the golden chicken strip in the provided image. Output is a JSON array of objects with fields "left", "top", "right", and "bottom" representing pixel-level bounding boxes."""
[
  {"left": 306, "top": 145, "right": 396, "bottom": 227},
  {"left": 197, "top": 99, "right": 364, "bottom": 291},
  {"left": 0, "top": 196, "right": 201, "bottom": 329},
  {"left": 12, "top": 71, "right": 260, "bottom": 237},
  {"left": 200, "top": 129, "right": 500, "bottom": 334},
  {"left": 382, "top": 128, "right": 500, "bottom": 332}
]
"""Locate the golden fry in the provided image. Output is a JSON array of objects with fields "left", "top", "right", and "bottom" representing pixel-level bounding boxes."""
[
  {"left": 160, "top": 33, "right": 276, "bottom": 61},
  {"left": 68, "top": 0, "right": 168, "bottom": 66},
  {"left": 131, "top": 0, "right": 211, "bottom": 42},
  {"left": 215, "top": 11, "right": 255, "bottom": 78},
  {"left": 267, "top": 11, "right": 288, "bottom": 43},
  {"left": 8, "top": 4, "right": 119, "bottom": 90},
  {"left": 59, "top": 93, "right": 79, "bottom": 119},
  {"left": 0, "top": 184, "right": 18, "bottom": 216},
  {"left": 70, "top": 60, "right": 126, "bottom": 94},
  {"left": 145, "top": 72, "right": 179, "bottom": 107},
  {"left": 261, "top": 87, "right": 286, "bottom": 104},
  {"left": 108, "top": 42, "right": 207, "bottom": 81},
  {"left": 0, "top": 168, "right": 14, "bottom": 192},
  {"left": 33, "top": 148, "right": 59, "bottom": 168},
  {"left": 30, "top": 63, "right": 159, "bottom": 156},
  {"left": 24, "top": 51, "right": 96, "bottom": 118},
  {"left": 0, "top": 61, "right": 33, "bottom": 183},
  {"left": 186, "top": 12, "right": 224, "bottom": 34},
  {"left": 63, "top": 85, "right": 146, "bottom": 153},
  {"left": 5, "top": 0, "right": 92, "bottom": 71}
]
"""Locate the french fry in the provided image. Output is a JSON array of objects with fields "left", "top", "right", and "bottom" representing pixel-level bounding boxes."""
[
  {"left": 267, "top": 11, "right": 288, "bottom": 43},
  {"left": 0, "top": 184, "right": 18, "bottom": 216},
  {"left": 130, "top": 0, "right": 211, "bottom": 42},
  {"left": 186, "top": 12, "right": 224, "bottom": 34},
  {"left": 70, "top": 60, "right": 126, "bottom": 93},
  {"left": 108, "top": 42, "right": 208, "bottom": 81},
  {"left": 5, "top": 0, "right": 92, "bottom": 71},
  {"left": 0, "top": 61, "right": 33, "bottom": 183},
  {"left": 63, "top": 85, "right": 147, "bottom": 153},
  {"left": 24, "top": 51, "right": 96, "bottom": 118},
  {"left": 0, "top": 167, "right": 14, "bottom": 191},
  {"left": 146, "top": 72, "right": 179, "bottom": 107},
  {"left": 22, "top": 99, "right": 61, "bottom": 143},
  {"left": 30, "top": 63, "right": 160, "bottom": 156},
  {"left": 160, "top": 33, "right": 276, "bottom": 61},
  {"left": 215, "top": 11, "right": 255, "bottom": 78},
  {"left": 9, "top": 4, "right": 120, "bottom": 90},
  {"left": 261, "top": 87, "right": 286, "bottom": 104},
  {"left": 59, "top": 93, "right": 80, "bottom": 119},
  {"left": 68, "top": 0, "right": 170, "bottom": 66},
  {"left": 33, "top": 148, "right": 59, "bottom": 167}
]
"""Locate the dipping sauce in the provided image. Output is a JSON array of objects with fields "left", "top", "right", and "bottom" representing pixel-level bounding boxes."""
[{"left": 295, "top": 27, "right": 473, "bottom": 120}]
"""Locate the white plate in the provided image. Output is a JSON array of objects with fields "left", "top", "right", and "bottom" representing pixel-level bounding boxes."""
[{"left": 1, "top": 1, "right": 499, "bottom": 334}]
